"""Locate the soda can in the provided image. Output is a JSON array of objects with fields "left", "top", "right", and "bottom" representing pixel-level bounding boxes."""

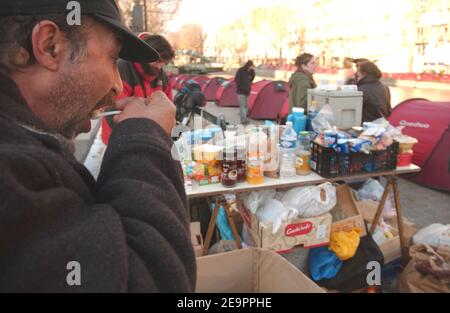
[
  {"left": 324, "top": 130, "right": 337, "bottom": 148},
  {"left": 337, "top": 139, "right": 350, "bottom": 155}
]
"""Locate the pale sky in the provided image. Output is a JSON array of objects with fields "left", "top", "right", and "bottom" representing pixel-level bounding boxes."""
[{"left": 167, "top": 0, "right": 286, "bottom": 35}]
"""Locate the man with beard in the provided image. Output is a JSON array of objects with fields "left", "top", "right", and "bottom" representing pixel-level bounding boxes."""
[
  {"left": 0, "top": 1, "right": 195, "bottom": 292},
  {"left": 102, "top": 33, "right": 175, "bottom": 144}
]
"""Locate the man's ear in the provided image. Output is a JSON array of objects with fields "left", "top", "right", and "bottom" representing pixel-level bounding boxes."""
[{"left": 31, "top": 21, "right": 67, "bottom": 71}]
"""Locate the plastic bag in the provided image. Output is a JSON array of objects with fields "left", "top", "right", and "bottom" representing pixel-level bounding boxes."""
[
  {"left": 360, "top": 118, "right": 403, "bottom": 151},
  {"left": 413, "top": 224, "right": 450, "bottom": 249},
  {"left": 309, "top": 247, "right": 342, "bottom": 281},
  {"left": 329, "top": 229, "right": 362, "bottom": 261},
  {"left": 239, "top": 189, "right": 276, "bottom": 214},
  {"left": 357, "top": 179, "right": 396, "bottom": 219},
  {"left": 256, "top": 199, "right": 296, "bottom": 234},
  {"left": 212, "top": 204, "right": 236, "bottom": 241},
  {"left": 312, "top": 104, "right": 335, "bottom": 134},
  {"left": 281, "top": 182, "right": 337, "bottom": 218}
]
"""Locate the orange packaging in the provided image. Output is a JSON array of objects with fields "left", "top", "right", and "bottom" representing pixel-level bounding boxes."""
[
  {"left": 296, "top": 152, "right": 311, "bottom": 175},
  {"left": 246, "top": 156, "right": 264, "bottom": 185}
]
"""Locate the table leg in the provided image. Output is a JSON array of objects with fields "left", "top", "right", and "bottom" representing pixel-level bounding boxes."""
[
  {"left": 392, "top": 177, "right": 408, "bottom": 265},
  {"left": 224, "top": 203, "right": 242, "bottom": 249},
  {"left": 369, "top": 178, "right": 392, "bottom": 234},
  {"left": 202, "top": 198, "right": 220, "bottom": 256}
]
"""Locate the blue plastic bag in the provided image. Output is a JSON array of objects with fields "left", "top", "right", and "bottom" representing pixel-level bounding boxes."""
[
  {"left": 309, "top": 247, "right": 343, "bottom": 281},
  {"left": 212, "top": 204, "right": 235, "bottom": 241}
]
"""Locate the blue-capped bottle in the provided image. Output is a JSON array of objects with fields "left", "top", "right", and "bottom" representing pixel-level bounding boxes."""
[{"left": 280, "top": 121, "right": 297, "bottom": 149}]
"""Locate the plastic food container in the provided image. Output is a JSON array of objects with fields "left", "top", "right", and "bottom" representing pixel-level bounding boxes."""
[
  {"left": 395, "top": 135, "right": 418, "bottom": 154},
  {"left": 397, "top": 151, "right": 414, "bottom": 167}
]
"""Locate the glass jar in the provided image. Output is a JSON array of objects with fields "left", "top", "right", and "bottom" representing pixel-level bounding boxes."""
[{"left": 221, "top": 149, "right": 238, "bottom": 188}]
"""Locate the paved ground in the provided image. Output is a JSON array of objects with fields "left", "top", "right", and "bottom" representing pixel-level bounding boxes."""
[{"left": 396, "top": 178, "right": 450, "bottom": 229}]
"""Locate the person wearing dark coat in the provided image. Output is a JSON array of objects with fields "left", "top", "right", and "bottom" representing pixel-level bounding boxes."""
[
  {"left": 235, "top": 60, "right": 256, "bottom": 124},
  {"left": 0, "top": 0, "right": 195, "bottom": 292},
  {"left": 356, "top": 61, "right": 392, "bottom": 122}
]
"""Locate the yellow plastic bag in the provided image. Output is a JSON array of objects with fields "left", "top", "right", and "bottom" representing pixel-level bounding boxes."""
[{"left": 329, "top": 228, "right": 362, "bottom": 261}]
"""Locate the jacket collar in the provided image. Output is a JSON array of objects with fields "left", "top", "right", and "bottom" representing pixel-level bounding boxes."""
[
  {"left": 133, "top": 62, "right": 157, "bottom": 82},
  {"left": 0, "top": 68, "right": 75, "bottom": 155},
  {"left": 297, "top": 69, "right": 317, "bottom": 88}
]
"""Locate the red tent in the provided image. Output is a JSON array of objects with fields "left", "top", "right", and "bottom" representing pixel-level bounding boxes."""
[
  {"left": 216, "top": 79, "right": 239, "bottom": 107},
  {"left": 247, "top": 80, "right": 272, "bottom": 112},
  {"left": 248, "top": 80, "right": 289, "bottom": 120},
  {"left": 279, "top": 98, "right": 289, "bottom": 120},
  {"left": 388, "top": 99, "right": 450, "bottom": 191},
  {"left": 202, "top": 77, "right": 226, "bottom": 101},
  {"left": 191, "top": 75, "right": 210, "bottom": 90},
  {"left": 174, "top": 74, "right": 194, "bottom": 90}
]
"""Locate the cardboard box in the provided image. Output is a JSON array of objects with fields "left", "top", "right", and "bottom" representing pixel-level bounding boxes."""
[
  {"left": 330, "top": 184, "right": 367, "bottom": 237},
  {"left": 378, "top": 219, "right": 417, "bottom": 264},
  {"left": 356, "top": 200, "right": 417, "bottom": 264},
  {"left": 190, "top": 222, "right": 204, "bottom": 257},
  {"left": 196, "top": 248, "right": 324, "bottom": 293},
  {"left": 238, "top": 200, "right": 332, "bottom": 252},
  {"left": 208, "top": 240, "right": 239, "bottom": 255}
]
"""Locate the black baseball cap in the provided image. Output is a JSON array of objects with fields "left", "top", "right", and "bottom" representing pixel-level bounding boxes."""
[{"left": 0, "top": 0, "right": 160, "bottom": 63}]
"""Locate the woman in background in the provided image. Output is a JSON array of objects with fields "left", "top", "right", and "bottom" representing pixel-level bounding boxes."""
[
  {"left": 356, "top": 61, "right": 392, "bottom": 122},
  {"left": 288, "top": 53, "right": 317, "bottom": 114}
]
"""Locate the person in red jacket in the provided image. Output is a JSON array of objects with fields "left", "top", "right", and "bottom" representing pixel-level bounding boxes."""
[{"left": 102, "top": 33, "right": 175, "bottom": 144}]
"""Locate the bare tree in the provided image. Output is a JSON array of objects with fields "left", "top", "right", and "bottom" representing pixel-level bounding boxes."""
[
  {"left": 117, "top": 0, "right": 181, "bottom": 33},
  {"left": 169, "top": 24, "right": 206, "bottom": 54},
  {"left": 145, "top": 0, "right": 181, "bottom": 34}
]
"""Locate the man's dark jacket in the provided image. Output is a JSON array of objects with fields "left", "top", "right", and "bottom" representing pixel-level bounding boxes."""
[
  {"left": 235, "top": 66, "right": 255, "bottom": 95},
  {"left": 0, "top": 70, "right": 196, "bottom": 292},
  {"left": 357, "top": 75, "right": 392, "bottom": 122}
]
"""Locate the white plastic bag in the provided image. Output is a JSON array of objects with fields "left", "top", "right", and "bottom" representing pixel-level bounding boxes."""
[
  {"left": 281, "top": 182, "right": 337, "bottom": 218},
  {"left": 256, "top": 199, "right": 296, "bottom": 234},
  {"left": 357, "top": 179, "right": 396, "bottom": 219},
  {"left": 312, "top": 104, "right": 335, "bottom": 134},
  {"left": 413, "top": 224, "right": 450, "bottom": 249},
  {"left": 239, "top": 189, "right": 276, "bottom": 214}
]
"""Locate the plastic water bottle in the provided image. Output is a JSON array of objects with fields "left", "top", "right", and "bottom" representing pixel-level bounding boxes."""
[
  {"left": 279, "top": 147, "right": 297, "bottom": 178},
  {"left": 279, "top": 122, "right": 297, "bottom": 178},
  {"left": 280, "top": 121, "right": 297, "bottom": 149}
]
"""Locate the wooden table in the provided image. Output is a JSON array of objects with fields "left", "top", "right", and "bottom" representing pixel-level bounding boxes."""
[{"left": 187, "top": 165, "right": 421, "bottom": 261}]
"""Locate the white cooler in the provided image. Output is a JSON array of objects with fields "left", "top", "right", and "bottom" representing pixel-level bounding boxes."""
[{"left": 307, "top": 88, "right": 363, "bottom": 128}]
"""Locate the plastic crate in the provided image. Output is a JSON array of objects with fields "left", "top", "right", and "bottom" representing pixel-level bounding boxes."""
[{"left": 310, "top": 141, "right": 398, "bottom": 178}]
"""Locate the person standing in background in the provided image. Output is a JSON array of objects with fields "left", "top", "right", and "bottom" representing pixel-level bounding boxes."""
[
  {"left": 102, "top": 33, "right": 175, "bottom": 144},
  {"left": 342, "top": 57, "right": 356, "bottom": 85},
  {"left": 288, "top": 53, "right": 317, "bottom": 114},
  {"left": 357, "top": 61, "right": 392, "bottom": 122},
  {"left": 235, "top": 60, "right": 256, "bottom": 124}
]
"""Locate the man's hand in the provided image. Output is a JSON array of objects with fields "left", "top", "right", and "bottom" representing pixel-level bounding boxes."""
[{"left": 113, "top": 91, "right": 176, "bottom": 136}]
